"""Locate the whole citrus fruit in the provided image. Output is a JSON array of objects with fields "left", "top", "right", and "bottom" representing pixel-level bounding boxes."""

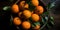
[
  {"left": 31, "top": 14, "right": 39, "bottom": 22},
  {"left": 23, "top": 10, "right": 31, "bottom": 18},
  {"left": 22, "top": 21, "right": 31, "bottom": 29},
  {"left": 12, "top": 4, "right": 19, "bottom": 13},
  {"left": 31, "top": 0, "right": 39, "bottom": 6},
  {"left": 13, "top": 17, "right": 21, "bottom": 25},
  {"left": 20, "top": 1, "right": 25, "bottom": 8},
  {"left": 36, "top": 6, "right": 44, "bottom": 14}
]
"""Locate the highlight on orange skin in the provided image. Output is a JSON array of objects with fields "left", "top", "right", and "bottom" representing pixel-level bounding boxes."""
[
  {"left": 12, "top": 4, "right": 19, "bottom": 13},
  {"left": 31, "top": 14, "right": 39, "bottom": 22},
  {"left": 23, "top": 10, "right": 32, "bottom": 18},
  {"left": 36, "top": 6, "right": 44, "bottom": 14},
  {"left": 13, "top": 17, "right": 21, "bottom": 25},
  {"left": 31, "top": 0, "right": 39, "bottom": 6},
  {"left": 22, "top": 21, "right": 31, "bottom": 29}
]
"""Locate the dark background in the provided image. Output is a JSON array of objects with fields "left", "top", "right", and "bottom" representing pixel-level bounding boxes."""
[
  {"left": 42, "top": 0, "right": 60, "bottom": 30},
  {"left": 43, "top": 0, "right": 60, "bottom": 30},
  {"left": 0, "top": 0, "right": 60, "bottom": 30}
]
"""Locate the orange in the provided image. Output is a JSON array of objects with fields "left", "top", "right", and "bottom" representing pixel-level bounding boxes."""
[
  {"left": 12, "top": 4, "right": 19, "bottom": 13},
  {"left": 34, "top": 25, "right": 40, "bottom": 29},
  {"left": 23, "top": 10, "right": 31, "bottom": 18},
  {"left": 31, "top": 14, "right": 39, "bottom": 22},
  {"left": 20, "top": 1, "right": 25, "bottom": 8},
  {"left": 13, "top": 17, "right": 21, "bottom": 25},
  {"left": 31, "top": 0, "right": 39, "bottom": 6},
  {"left": 36, "top": 6, "right": 44, "bottom": 14},
  {"left": 22, "top": 21, "right": 31, "bottom": 29},
  {"left": 24, "top": 4, "right": 29, "bottom": 8}
]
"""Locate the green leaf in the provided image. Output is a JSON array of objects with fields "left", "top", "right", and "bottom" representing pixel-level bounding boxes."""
[
  {"left": 44, "top": 12, "right": 49, "bottom": 15},
  {"left": 50, "top": 2, "right": 55, "bottom": 9},
  {"left": 50, "top": 21, "right": 54, "bottom": 25},
  {"left": 29, "top": 17, "right": 33, "bottom": 23},
  {"left": 45, "top": 16, "right": 48, "bottom": 21},
  {"left": 32, "top": 22, "right": 40, "bottom": 28},
  {"left": 3, "top": 6, "right": 11, "bottom": 11},
  {"left": 47, "top": 2, "right": 55, "bottom": 9},
  {"left": 47, "top": 24, "right": 51, "bottom": 28},
  {"left": 40, "top": 20, "right": 48, "bottom": 30},
  {"left": 10, "top": 15, "right": 13, "bottom": 26},
  {"left": 48, "top": 19, "right": 54, "bottom": 26},
  {"left": 40, "top": 22, "right": 44, "bottom": 26},
  {"left": 26, "top": 0, "right": 30, "bottom": 3},
  {"left": 41, "top": 12, "right": 49, "bottom": 16},
  {"left": 47, "top": 3, "right": 51, "bottom": 9},
  {"left": 27, "top": 1, "right": 36, "bottom": 11},
  {"left": 49, "top": 16, "right": 54, "bottom": 26},
  {"left": 32, "top": 24, "right": 35, "bottom": 27},
  {"left": 50, "top": 16, "right": 54, "bottom": 21},
  {"left": 41, "top": 17, "right": 46, "bottom": 24},
  {"left": 34, "top": 22, "right": 40, "bottom": 25}
]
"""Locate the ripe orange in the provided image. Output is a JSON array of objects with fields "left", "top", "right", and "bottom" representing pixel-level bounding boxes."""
[
  {"left": 36, "top": 6, "right": 44, "bottom": 14},
  {"left": 34, "top": 25, "right": 40, "bottom": 29},
  {"left": 31, "top": 14, "right": 39, "bottom": 22},
  {"left": 23, "top": 10, "right": 31, "bottom": 18},
  {"left": 12, "top": 4, "right": 19, "bottom": 13},
  {"left": 31, "top": 0, "right": 39, "bottom": 6},
  {"left": 13, "top": 17, "right": 21, "bottom": 25},
  {"left": 22, "top": 21, "right": 31, "bottom": 29},
  {"left": 24, "top": 4, "right": 29, "bottom": 8},
  {"left": 20, "top": 1, "right": 25, "bottom": 8}
]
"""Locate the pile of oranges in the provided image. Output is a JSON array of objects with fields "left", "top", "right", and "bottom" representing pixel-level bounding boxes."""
[{"left": 11, "top": 0, "right": 44, "bottom": 30}]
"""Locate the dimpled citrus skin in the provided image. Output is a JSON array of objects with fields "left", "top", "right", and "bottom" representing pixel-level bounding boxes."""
[
  {"left": 31, "top": 14, "right": 39, "bottom": 22},
  {"left": 13, "top": 17, "right": 21, "bottom": 25},
  {"left": 23, "top": 10, "right": 31, "bottom": 18},
  {"left": 36, "top": 6, "right": 44, "bottom": 14},
  {"left": 22, "top": 21, "right": 31, "bottom": 29},
  {"left": 31, "top": 0, "right": 39, "bottom": 6},
  {"left": 12, "top": 4, "right": 19, "bottom": 13}
]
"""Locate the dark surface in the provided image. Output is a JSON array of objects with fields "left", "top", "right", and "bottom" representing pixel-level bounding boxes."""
[
  {"left": 42, "top": 0, "right": 60, "bottom": 30},
  {"left": 0, "top": 0, "right": 60, "bottom": 30}
]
